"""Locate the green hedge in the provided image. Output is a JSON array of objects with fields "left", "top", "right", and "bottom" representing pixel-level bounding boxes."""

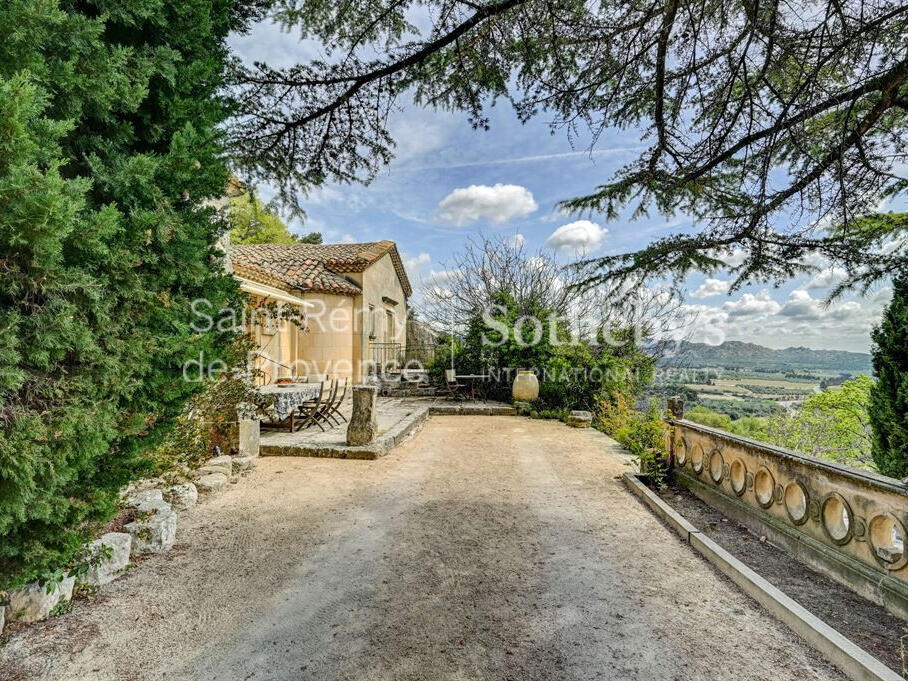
[{"left": 0, "top": 0, "right": 252, "bottom": 588}]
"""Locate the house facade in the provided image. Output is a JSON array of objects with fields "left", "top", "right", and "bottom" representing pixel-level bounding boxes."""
[{"left": 229, "top": 241, "right": 412, "bottom": 383}]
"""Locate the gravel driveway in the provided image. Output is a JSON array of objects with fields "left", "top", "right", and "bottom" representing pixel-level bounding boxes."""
[{"left": 0, "top": 416, "right": 845, "bottom": 681}]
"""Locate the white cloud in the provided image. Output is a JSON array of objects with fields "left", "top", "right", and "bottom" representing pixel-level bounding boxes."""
[
  {"left": 667, "top": 285, "right": 893, "bottom": 352},
  {"left": 690, "top": 278, "right": 731, "bottom": 300},
  {"left": 540, "top": 207, "right": 572, "bottom": 223},
  {"left": 509, "top": 233, "right": 526, "bottom": 249},
  {"left": 390, "top": 116, "right": 448, "bottom": 162},
  {"left": 779, "top": 289, "right": 824, "bottom": 320},
  {"left": 722, "top": 289, "right": 782, "bottom": 318},
  {"left": 437, "top": 183, "right": 538, "bottom": 226},
  {"left": 545, "top": 220, "right": 608, "bottom": 254},
  {"left": 340, "top": 233, "right": 357, "bottom": 243},
  {"left": 807, "top": 266, "right": 848, "bottom": 290},
  {"left": 402, "top": 251, "right": 431, "bottom": 279},
  {"left": 422, "top": 269, "right": 457, "bottom": 288},
  {"left": 709, "top": 247, "right": 748, "bottom": 269},
  {"left": 227, "top": 19, "right": 323, "bottom": 70}
]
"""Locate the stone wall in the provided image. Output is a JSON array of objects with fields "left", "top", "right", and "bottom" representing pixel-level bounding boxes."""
[{"left": 669, "top": 418, "right": 908, "bottom": 620}]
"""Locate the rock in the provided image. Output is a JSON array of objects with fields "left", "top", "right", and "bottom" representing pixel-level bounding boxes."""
[
  {"left": 7, "top": 577, "right": 75, "bottom": 623},
  {"left": 125, "top": 506, "right": 177, "bottom": 555},
  {"left": 346, "top": 385, "right": 379, "bottom": 446},
  {"left": 164, "top": 483, "right": 198, "bottom": 511},
  {"left": 123, "top": 488, "right": 164, "bottom": 511},
  {"left": 0, "top": 605, "right": 5, "bottom": 636},
  {"left": 198, "top": 455, "right": 233, "bottom": 477},
  {"left": 565, "top": 410, "right": 593, "bottom": 428},
  {"left": 231, "top": 456, "right": 256, "bottom": 473},
  {"left": 79, "top": 533, "right": 132, "bottom": 587},
  {"left": 196, "top": 472, "right": 228, "bottom": 493}
]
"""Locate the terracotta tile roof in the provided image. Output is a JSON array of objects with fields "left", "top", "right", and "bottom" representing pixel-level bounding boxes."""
[{"left": 230, "top": 241, "right": 412, "bottom": 298}]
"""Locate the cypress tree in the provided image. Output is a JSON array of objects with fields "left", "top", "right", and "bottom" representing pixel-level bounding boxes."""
[
  {"left": 869, "top": 275, "right": 908, "bottom": 478},
  {"left": 0, "top": 0, "right": 256, "bottom": 587}
]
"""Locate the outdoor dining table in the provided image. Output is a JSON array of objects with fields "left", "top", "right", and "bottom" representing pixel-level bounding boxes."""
[
  {"left": 257, "top": 383, "right": 321, "bottom": 426},
  {"left": 455, "top": 374, "right": 489, "bottom": 399}
]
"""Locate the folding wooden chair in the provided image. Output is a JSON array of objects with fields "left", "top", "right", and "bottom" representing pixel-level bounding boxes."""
[
  {"left": 442, "top": 369, "right": 466, "bottom": 400},
  {"left": 295, "top": 381, "right": 326, "bottom": 431},
  {"left": 298, "top": 379, "right": 339, "bottom": 431},
  {"left": 323, "top": 378, "right": 348, "bottom": 426}
]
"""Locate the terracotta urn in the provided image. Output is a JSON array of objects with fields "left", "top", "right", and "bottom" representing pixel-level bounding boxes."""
[{"left": 512, "top": 370, "right": 539, "bottom": 402}]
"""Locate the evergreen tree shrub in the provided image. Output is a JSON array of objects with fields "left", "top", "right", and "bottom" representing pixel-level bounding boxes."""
[
  {"left": 0, "top": 0, "right": 256, "bottom": 588},
  {"left": 869, "top": 276, "right": 908, "bottom": 478}
]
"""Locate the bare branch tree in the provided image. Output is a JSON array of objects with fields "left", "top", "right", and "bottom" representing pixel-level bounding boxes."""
[{"left": 418, "top": 234, "right": 687, "bottom": 357}]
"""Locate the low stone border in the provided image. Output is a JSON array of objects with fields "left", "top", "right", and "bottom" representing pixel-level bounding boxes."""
[
  {"left": 1, "top": 451, "right": 257, "bottom": 634},
  {"left": 263, "top": 408, "right": 431, "bottom": 459},
  {"left": 668, "top": 418, "right": 908, "bottom": 620},
  {"left": 428, "top": 404, "right": 517, "bottom": 416},
  {"left": 622, "top": 472, "right": 902, "bottom": 681}
]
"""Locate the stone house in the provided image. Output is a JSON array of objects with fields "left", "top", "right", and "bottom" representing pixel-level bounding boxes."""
[{"left": 229, "top": 241, "right": 412, "bottom": 383}]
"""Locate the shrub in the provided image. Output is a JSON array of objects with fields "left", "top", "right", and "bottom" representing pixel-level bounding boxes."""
[
  {"left": 598, "top": 392, "right": 668, "bottom": 484},
  {"left": 437, "top": 291, "right": 654, "bottom": 414},
  {"left": 869, "top": 275, "right": 908, "bottom": 478},
  {"left": 0, "top": 0, "right": 250, "bottom": 588}
]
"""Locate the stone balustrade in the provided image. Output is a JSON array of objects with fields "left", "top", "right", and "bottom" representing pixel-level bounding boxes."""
[{"left": 668, "top": 417, "right": 908, "bottom": 620}]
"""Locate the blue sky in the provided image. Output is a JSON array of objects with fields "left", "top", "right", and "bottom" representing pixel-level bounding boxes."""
[{"left": 228, "top": 21, "right": 896, "bottom": 354}]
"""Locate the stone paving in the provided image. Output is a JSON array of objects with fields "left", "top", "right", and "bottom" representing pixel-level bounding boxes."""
[{"left": 260, "top": 397, "right": 516, "bottom": 459}]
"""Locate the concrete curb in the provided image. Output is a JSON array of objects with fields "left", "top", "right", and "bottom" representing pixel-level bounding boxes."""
[{"left": 622, "top": 472, "right": 902, "bottom": 681}]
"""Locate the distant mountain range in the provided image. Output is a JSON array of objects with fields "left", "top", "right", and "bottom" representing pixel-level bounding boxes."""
[{"left": 656, "top": 340, "right": 872, "bottom": 374}]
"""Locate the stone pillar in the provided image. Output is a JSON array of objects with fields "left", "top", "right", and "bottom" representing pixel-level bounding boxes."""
[
  {"left": 346, "top": 385, "right": 379, "bottom": 446},
  {"left": 236, "top": 418, "right": 260, "bottom": 457},
  {"left": 666, "top": 396, "right": 684, "bottom": 420}
]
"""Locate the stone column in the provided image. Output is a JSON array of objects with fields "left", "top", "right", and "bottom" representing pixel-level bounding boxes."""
[
  {"left": 666, "top": 396, "right": 684, "bottom": 420},
  {"left": 236, "top": 418, "right": 260, "bottom": 457},
  {"left": 665, "top": 396, "right": 685, "bottom": 473},
  {"left": 346, "top": 385, "right": 379, "bottom": 446}
]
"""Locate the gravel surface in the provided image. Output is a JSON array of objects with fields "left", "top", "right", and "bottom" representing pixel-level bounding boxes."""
[{"left": 0, "top": 416, "right": 847, "bottom": 681}]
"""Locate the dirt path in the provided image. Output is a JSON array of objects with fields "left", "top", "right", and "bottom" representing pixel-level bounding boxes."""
[{"left": 0, "top": 416, "right": 845, "bottom": 681}]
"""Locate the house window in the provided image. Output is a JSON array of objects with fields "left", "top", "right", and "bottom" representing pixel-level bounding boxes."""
[{"left": 386, "top": 310, "right": 395, "bottom": 341}]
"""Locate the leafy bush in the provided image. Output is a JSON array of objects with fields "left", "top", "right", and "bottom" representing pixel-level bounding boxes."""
[
  {"left": 0, "top": 0, "right": 250, "bottom": 588},
  {"left": 598, "top": 392, "right": 668, "bottom": 483},
  {"left": 685, "top": 407, "right": 771, "bottom": 441},
  {"left": 438, "top": 291, "right": 654, "bottom": 413}
]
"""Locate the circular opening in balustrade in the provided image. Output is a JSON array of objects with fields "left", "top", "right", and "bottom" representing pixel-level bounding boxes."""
[
  {"left": 676, "top": 437, "right": 688, "bottom": 467},
  {"left": 754, "top": 467, "right": 775, "bottom": 508},
  {"left": 730, "top": 460, "right": 746, "bottom": 496},
  {"left": 690, "top": 444, "right": 704, "bottom": 474},
  {"left": 783, "top": 482, "right": 809, "bottom": 525},
  {"left": 869, "top": 514, "right": 907, "bottom": 570},
  {"left": 709, "top": 449, "right": 724, "bottom": 484},
  {"left": 822, "top": 493, "right": 853, "bottom": 545}
]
